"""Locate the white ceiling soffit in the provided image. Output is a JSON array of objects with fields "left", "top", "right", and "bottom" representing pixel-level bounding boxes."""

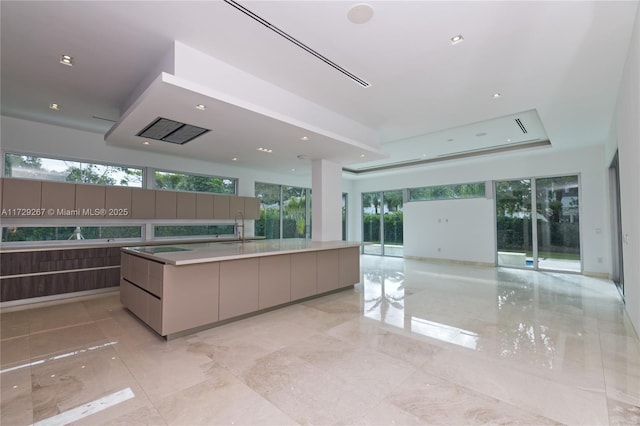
[
  {"left": 345, "top": 109, "right": 550, "bottom": 173},
  {"left": 105, "top": 73, "right": 387, "bottom": 170}
]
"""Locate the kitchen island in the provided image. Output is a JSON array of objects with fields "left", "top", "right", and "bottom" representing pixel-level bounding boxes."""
[{"left": 120, "top": 239, "right": 362, "bottom": 338}]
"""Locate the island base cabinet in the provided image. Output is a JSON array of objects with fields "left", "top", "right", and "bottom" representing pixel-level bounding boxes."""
[
  {"left": 339, "top": 247, "right": 360, "bottom": 287},
  {"left": 120, "top": 244, "right": 361, "bottom": 338},
  {"left": 162, "top": 263, "right": 220, "bottom": 335},
  {"left": 291, "top": 252, "right": 317, "bottom": 301},
  {"left": 219, "top": 258, "right": 259, "bottom": 320},
  {"left": 259, "top": 255, "right": 291, "bottom": 309},
  {"left": 120, "top": 279, "right": 163, "bottom": 335},
  {"left": 317, "top": 250, "right": 340, "bottom": 293}
]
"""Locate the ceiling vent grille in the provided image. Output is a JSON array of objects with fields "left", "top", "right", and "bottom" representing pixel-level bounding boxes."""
[
  {"left": 224, "top": 0, "right": 371, "bottom": 88},
  {"left": 515, "top": 118, "right": 528, "bottom": 134},
  {"left": 137, "top": 117, "right": 210, "bottom": 145}
]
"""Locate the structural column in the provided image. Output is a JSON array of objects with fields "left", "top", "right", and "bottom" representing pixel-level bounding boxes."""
[{"left": 311, "top": 159, "right": 342, "bottom": 242}]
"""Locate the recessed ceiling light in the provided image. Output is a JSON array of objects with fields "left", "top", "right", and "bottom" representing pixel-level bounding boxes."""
[
  {"left": 450, "top": 35, "right": 464, "bottom": 45},
  {"left": 360, "top": 154, "right": 366, "bottom": 158},
  {"left": 507, "top": 138, "right": 512, "bottom": 142},
  {"left": 195, "top": 104, "right": 206, "bottom": 110},
  {"left": 49, "top": 103, "right": 60, "bottom": 111},
  {"left": 60, "top": 54, "right": 73, "bottom": 66},
  {"left": 291, "top": 168, "right": 296, "bottom": 172},
  {"left": 347, "top": 3, "right": 374, "bottom": 24},
  {"left": 492, "top": 93, "right": 502, "bottom": 99},
  {"left": 257, "top": 147, "right": 273, "bottom": 153},
  {"left": 142, "top": 141, "right": 150, "bottom": 145},
  {"left": 232, "top": 157, "right": 238, "bottom": 161},
  {"left": 300, "top": 136, "right": 309, "bottom": 141}
]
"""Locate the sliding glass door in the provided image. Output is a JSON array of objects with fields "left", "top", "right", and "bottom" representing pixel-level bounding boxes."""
[
  {"left": 362, "top": 190, "right": 404, "bottom": 256},
  {"left": 535, "top": 176, "right": 580, "bottom": 272},
  {"left": 496, "top": 180, "right": 534, "bottom": 268},
  {"left": 496, "top": 175, "right": 581, "bottom": 272}
]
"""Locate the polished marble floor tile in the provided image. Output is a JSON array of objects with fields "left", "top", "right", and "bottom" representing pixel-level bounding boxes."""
[{"left": 1, "top": 255, "right": 639, "bottom": 425}]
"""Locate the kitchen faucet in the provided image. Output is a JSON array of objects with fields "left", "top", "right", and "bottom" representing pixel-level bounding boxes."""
[{"left": 234, "top": 211, "right": 245, "bottom": 242}]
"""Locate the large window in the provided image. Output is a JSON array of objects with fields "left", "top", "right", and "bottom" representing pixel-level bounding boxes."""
[
  {"left": 4, "top": 153, "right": 142, "bottom": 186},
  {"left": 2, "top": 225, "right": 142, "bottom": 243},
  {"left": 409, "top": 182, "right": 485, "bottom": 201},
  {"left": 154, "top": 170, "right": 236, "bottom": 194},
  {"left": 255, "top": 182, "right": 311, "bottom": 240}
]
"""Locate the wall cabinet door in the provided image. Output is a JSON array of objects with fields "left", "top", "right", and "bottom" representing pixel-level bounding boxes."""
[
  {"left": 259, "top": 255, "right": 291, "bottom": 309},
  {"left": 213, "top": 194, "right": 230, "bottom": 219},
  {"left": 196, "top": 193, "right": 214, "bottom": 219},
  {"left": 229, "top": 196, "right": 244, "bottom": 218},
  {"left": 75, "top": 184, "right": 106, "bottom": 216},
  {"left": 41, "top": 181, "right": 75, "bottom": 217},
  {"left": 155, "top": 190, "right": 177, "bottom": 219},
  {"left": 1, "top": 178, "right": 42, "bottom": 217},
  {"left": 131, "top": 188, "right": 155, "bottom": 219},
  {"left": 105, "top": 186, "right": 132, "bottom": 215},
  {"left": 177, "top": 192, "right": 196, "bottom": 219},
  {"left": 219, "top": 258, "right": 259, "bottom": 320},
  {"left": 244, "top": 197, "right": 260, "bottom": 219}
]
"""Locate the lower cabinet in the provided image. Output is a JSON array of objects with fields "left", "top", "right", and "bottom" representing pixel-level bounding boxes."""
[
  {"left": 219, "top": 258, "right": 259, "bottom": 320},
  {"left": 259, "top": 255, "right": 291, "bottom": 309},
  {"left": 120, "top": 247, "right": 360, "bottom": 337}
]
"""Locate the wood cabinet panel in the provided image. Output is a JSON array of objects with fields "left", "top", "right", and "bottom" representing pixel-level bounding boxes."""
[
  {"left": 213, "top": 194, "right": 230, "bottom": 219},
  {"left": 127, "top": 254, "right": 149, "bottom": 291},
  {"left": 130, "top": 188, "right": 155, "bottom": 219},
  {"left": 339, "top": 247, "right": 360, "bottom": 287},
  {"left": 229, "top": 196, "right": 244, "bottom": 217},
  {"left": 155, "top": 190, "right": 177, "bottom": 219},
  {"left": 147, "top": 261, "right": 164, "bottom": 297},
  {"left": 259, "top": 255, "right": 291, "bottom": 309},
  {"left": 196, "top": 193, "right": 214, "bottom": 219},
  {"left": 162, "top": 263, "right": 219, "bottom": 335},
  {"left": 75, "top": 184, "right": 106, "bottom": 215},
  {"left": 291, "top": 252, "right": 317, "bottom": 301},
  {"left": 41, "top": 181, "right": 76, "bottom": 217},
  {"left": 219, "top": 258, "right": 259, "bottom": 320},
  {"left": 317, "top": 250, "right": 340, "bottom": 293},
  {"left": 105, "top": 186, "right": 132, "bottom": 214},
  {"left": 2, "top": 178, "right": 42, "bottom": 216},
  {"left": 244, "top": 197, "right": 260, "bottom": 219},
  {"left": 176, "top": 192, "right": 196, "bottom": 219}
]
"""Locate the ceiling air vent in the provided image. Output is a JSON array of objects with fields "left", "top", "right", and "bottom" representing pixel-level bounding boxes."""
[
  {"left": 223, "top": 0, "right": 371, "bottom": 88},
  {"left": 136, "top": 117, "right": 210, "bottom": 145},
  {"left": 515, "top": 118, "right": 528, "bottom": 134}
]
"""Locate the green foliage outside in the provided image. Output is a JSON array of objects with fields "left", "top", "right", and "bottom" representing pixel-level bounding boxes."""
[
  {"left": 409, "top": 183, "right": 485, "bottom": 201},
  {"left": 5, "top": 153, "right": 142, "bottom": 186},
  {"left": 362, "top": 211, "right": 403, "bottom": 244},
  {"left": 154, "top": 225, "right": 234, "bottom": 238},
  {"left": 154, "top": 171, "right": 235, "bottom": 194},
  {"left": 495, "top": 177, "right": 580, "bottom": 256},
  {"left": 2, "top": 226, "right": 141, "bottom": 242}
]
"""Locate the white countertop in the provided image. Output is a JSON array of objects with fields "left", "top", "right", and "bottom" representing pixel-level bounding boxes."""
[{"left": 122, "top": 239, "right": 364, "bottom": 265}]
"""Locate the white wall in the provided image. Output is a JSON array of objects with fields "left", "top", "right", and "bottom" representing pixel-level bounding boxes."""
[
  {"left": 609, "top": 5, "right": 640, "bottom": 336},
  {"left": 348, "top": 144, "right": 611, "bottom": 277},
  {"left": 403, "top": 198, "right": 496, "bottom": 264}
]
